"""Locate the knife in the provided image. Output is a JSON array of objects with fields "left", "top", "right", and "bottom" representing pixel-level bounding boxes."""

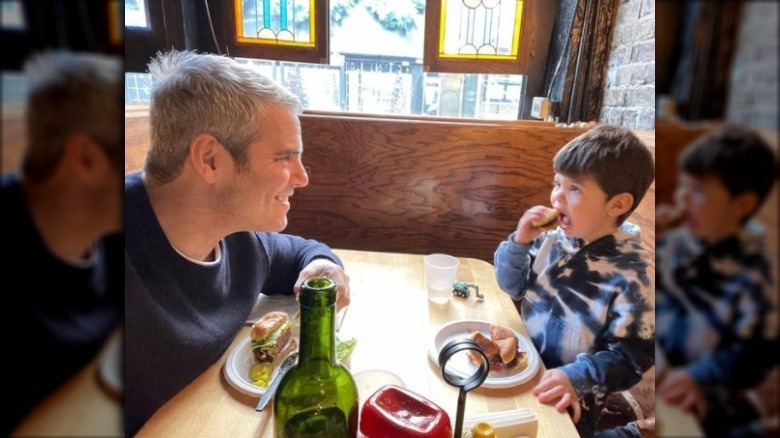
[{"left": 256, "top": 352, "right": 298, "bottom": 411}]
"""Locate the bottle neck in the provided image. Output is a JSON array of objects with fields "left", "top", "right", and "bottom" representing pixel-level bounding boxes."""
[{"left": 298, "top": 284, "right": 337, "bottom": 363}]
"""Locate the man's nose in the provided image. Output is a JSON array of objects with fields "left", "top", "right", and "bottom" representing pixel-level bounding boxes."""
[{"left": 292, "top": 160, "right": 309, "bottom": 188}]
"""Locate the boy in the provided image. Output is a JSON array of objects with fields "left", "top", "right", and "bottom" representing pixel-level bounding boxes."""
[
  {"left": 656, "top": 125, "right": 778, "bottom": 437},
  {"left": 494, "top": 125, "right": 656, "bottom": 437}
]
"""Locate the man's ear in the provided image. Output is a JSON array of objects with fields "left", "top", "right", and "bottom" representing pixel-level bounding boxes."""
[
  {"left": 733, "top": 191, "right": 759, "bottom": 220},
  {"left": 62, "top": 133, "right": 100, "bottom": 177},
  {"left": 188, "top": 133, "right": 224, "bottom": 184},
  {"left": 607, "top": 192, "right": 634, "bottom": 219}
]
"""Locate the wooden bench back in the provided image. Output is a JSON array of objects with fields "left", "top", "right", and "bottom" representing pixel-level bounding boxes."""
[{"left": 126, "top": 111, "right": 655, "bottom": 262}]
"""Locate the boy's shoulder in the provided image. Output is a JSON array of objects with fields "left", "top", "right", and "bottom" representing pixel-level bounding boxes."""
[{"left": 657, "top": 221, "right": 770, "bottom": 271}]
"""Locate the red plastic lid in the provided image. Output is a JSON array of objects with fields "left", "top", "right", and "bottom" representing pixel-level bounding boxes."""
[{"left": 360, "top": 385, "right": 452, "bottom": 438}]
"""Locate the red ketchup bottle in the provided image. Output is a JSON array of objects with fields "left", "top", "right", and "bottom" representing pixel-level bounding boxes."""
[{"left": 359, "top": 385, "right": 452, "bottom": 438}]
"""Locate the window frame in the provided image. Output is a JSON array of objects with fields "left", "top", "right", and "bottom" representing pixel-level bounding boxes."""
[
  {"left": 423, "top": 0, "right": 537, "bottom": 74},
  {"left": 222, "top": 0, "right": 329, "bottom": 64},
  {"left": 125, "top": 0, "right": 184, "bottom": 72}
]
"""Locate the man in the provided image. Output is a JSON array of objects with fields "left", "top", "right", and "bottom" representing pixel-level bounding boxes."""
[
  {"left": 0, "top": 51, "right": 123, "bottom": 435},
  {"left": 124, "top": 50, "right": 351, "bottom": 435}
]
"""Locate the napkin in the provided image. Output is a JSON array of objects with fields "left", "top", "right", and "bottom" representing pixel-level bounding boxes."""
[{"left": 462, "top": 409, "right": 538, "bottom": 437}]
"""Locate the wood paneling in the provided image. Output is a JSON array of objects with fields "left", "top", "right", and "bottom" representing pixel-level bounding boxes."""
[{"left": 125, "top": 111, "right": 656, "bottom": 262}]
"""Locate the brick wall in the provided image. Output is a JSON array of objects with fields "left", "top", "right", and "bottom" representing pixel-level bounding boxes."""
[
  {"left": 599, "top": 0, "right": 655, "bottom": 131},
  {"left": 726, "top": 2, "right": 779, "bottom": 131}
]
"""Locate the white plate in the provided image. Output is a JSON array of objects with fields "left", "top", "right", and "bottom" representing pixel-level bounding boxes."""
[
  {"left": 428, "top": 320, "right": 541, "bottom": 389},
  {"left": 98, "top": 330, "right": 123, "bottom": 394},
  {"left": 223, "top": 326, "right": 355, "bottom": 397}
]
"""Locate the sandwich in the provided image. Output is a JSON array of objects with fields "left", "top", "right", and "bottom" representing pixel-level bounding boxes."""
[
  {"left": 656, "top": 206, "right": 684, "bottom": 232},
  {"left": 251, "top": 311, "right": 294, "bottom": 363},
  {"left": 531, "top": 207, "right": 559, "bottom": 231},
  {"left": 468, "top": 324, "right": 527, "bottom": 373}
]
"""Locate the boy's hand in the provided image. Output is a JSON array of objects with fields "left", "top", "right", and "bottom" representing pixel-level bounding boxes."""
[
  {"left": 513, "top": 205, "right": 554, "bottom": 245},
  {"left": 658, "top": 368, "right": 707, "bottom": 420},
  {"left": 532, "top": 369, "right": 582, "bottom": 423}
]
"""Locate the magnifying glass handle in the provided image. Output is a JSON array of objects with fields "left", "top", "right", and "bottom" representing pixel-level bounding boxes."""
[{"left": 454, "top": 388, "right": 467, "bottom": 438}]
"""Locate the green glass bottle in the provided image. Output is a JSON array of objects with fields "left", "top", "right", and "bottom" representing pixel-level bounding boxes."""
[{"left": 274, "top": 277, "right": 358, "bottom": 438}]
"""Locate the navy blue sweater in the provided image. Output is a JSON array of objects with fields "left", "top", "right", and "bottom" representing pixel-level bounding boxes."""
[
  {"left": 1, "top": 173, "right": 122, "bottom": 436},
  {"left": 124, "top": 172, "right": 342, "bottom": 436}
]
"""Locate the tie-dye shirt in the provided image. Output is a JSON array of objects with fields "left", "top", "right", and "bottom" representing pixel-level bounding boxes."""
[
  {"left": 656, "top": 223, "right": 777, "bottom": 394},
  {"left": 494, "top": 222, "right": 655, "bottom": 437}
]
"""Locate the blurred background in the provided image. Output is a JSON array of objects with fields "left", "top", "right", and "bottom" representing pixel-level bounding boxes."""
[
  {"left": 1, "top": 1, "right": 123, "bottom": 436},
  {"left": 656, "top": 1, "right": 778, "bottom": 437}
]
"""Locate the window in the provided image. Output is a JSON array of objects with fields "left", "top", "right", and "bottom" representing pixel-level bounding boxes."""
[
  {"left": 227, "top": 0, "right": 328, "bottom": 63},
  {"left": 125, "top": 0, "right": 531, "bottom": 120},
  {"left": 1, "top": 1, "right": 26, "bottom": 31},
  {"left": 125, "top": 0, "right": 149, "bottom": 28},
  {"left": 424, "top": 0, "right": 534, "bottom": 74},
  {"left": 125, "top": 0, "right": 184, "bottom": 72}
]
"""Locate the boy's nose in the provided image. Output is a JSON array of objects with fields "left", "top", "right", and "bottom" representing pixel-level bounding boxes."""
[{"left": 551, "top": 187, "right": 563, "bottom": 205}]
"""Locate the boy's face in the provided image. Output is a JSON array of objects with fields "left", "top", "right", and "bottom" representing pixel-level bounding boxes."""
[
  {"left": 675, "top": 173, "right": 746, "bottom": 244},
  {"left": 550, "top": 173, "right": 618, "bottom": 244}
]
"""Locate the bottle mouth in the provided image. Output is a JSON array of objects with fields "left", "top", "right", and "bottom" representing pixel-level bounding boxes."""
[
  {"left": 300, "top": 277, "right": 337, "bottom": 307},
  {"left": 304, "top": 277, "right": 334, "bottom": 290}
]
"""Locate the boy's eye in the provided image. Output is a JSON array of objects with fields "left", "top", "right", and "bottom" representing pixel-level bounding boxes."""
[{"left": 569, "top": 185, "right": 579, "bottom": 192}]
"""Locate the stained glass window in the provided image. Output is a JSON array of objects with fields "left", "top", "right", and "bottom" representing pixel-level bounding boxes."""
[
  {"left": 235, "top": 0, "right": 315, "bottom": 47},
  {"left": 439, "top": 0, "right": 522, "bottom": 60}
]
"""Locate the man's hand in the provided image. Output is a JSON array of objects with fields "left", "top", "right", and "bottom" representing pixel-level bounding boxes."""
[
  {"left": 532, "top": 369, "right": 582, "bottom": 423},
  {"left": 658, "top": 367, "right": 707, "bottom": 420},
  {"left": 294, "top": 258, "right": 351, "bottom": 310}
]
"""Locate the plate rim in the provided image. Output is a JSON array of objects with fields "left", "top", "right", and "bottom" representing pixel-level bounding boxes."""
[
  {"left": 223, "top": 337, "right": 267, "bottom": 397},
  {"left": 428, "top": 319, "right": 541, "bottom": 389},
  {"left": 223, "top": 327, "right": 353, "bottom": 398}
]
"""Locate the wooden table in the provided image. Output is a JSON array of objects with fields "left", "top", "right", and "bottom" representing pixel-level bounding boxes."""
[
  {"left": 139, "top": 249, "right": 578, "bottom": 437},
  {"left": 656, "top": 399, "right": 704, "bottom": 437},
  {"left": 12, "top": 329, "right": 123, "bottom": 437}
]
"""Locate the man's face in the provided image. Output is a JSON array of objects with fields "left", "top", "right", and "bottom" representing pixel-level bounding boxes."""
[
  {"left": 82, "top": 139, "right": 123, "bottom": 235},
  {"left": 218, "top": 105, "right": 309, "bottom": 232},
  {"left": 550, "top": 173, "right": 616, "bottom": 244},
  {"left": 675, "top": 173, "right": 744, "bottom": 244}
]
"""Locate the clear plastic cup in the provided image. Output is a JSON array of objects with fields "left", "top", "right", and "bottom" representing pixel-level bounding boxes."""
[{"left": 423, "top": 254, "right": 459, "bottom": 304}]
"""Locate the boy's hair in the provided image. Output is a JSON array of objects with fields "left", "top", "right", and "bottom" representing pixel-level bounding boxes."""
[
  {"left": 678, "top": 125, "right": 778, "bottom": 222},
  {"left": 553, "top": 125, "right": 655, "bottom": 225},
  {"left": 22, "top": 50, "right": 122, "bottom": 182}
]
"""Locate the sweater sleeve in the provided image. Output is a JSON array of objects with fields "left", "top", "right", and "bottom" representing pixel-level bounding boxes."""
[
  {"left": 560, "top": 276, "right": 656, "bottom": 403},
  {"left": 494, "top": 232, "right": 534, "bottom": 300},
  {"left": 258, "top": 232, "right": 343, "bottom": 295}
]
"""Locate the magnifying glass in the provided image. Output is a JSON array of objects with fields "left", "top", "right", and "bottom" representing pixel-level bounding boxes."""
[{"left": 438, "top": 338, "right": 490, "bottom": 438}]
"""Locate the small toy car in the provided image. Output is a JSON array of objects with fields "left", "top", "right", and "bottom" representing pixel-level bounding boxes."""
[
  {"left": 452, "top": 281, "right": 484, "bottom": 301},
  {"left": 452, "top": 283, "right": 470, "bottom": 298}
]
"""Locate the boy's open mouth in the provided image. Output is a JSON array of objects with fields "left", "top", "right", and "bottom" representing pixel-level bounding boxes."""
[{"left": 559, "top": 212, "right": 572, "bottom": 228}]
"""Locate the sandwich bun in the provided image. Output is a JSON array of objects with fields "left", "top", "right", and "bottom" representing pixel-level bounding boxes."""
[
  {"left": 251, "top": 311, "right": 289, "bottom": 341},
  {"left": 467, "top": 325, "right": 528, "bottom": 373},
  {"left": 251, "top": 311, "right": 293, "bottom": 363},
  {"left": 531, "top": 208, "right": 559, "bottom": 231}
]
